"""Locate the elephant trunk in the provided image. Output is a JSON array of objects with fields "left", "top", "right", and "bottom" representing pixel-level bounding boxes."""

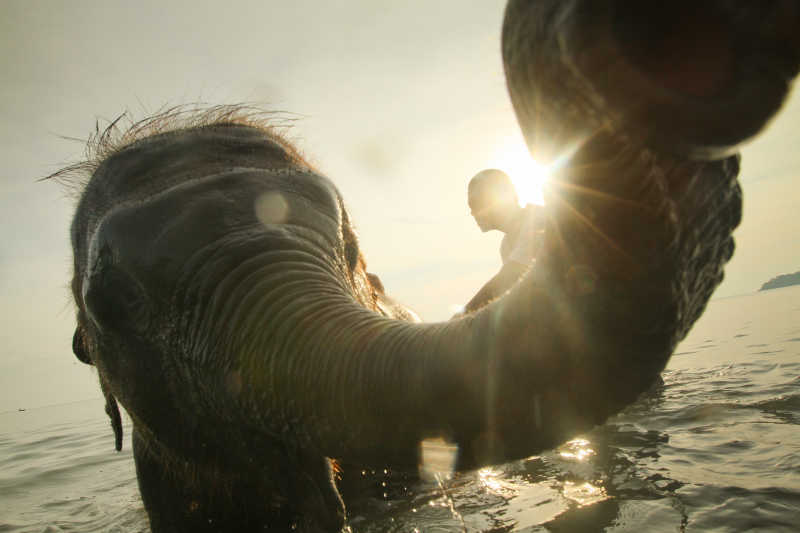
[
  {"left": 188, "top": 2, "right": 764, "bottom": 468},
  {"left": 503, "top": 0, "right": 800, "bottom": 161},
  {"left": 179, "top": 231, "right": 470, "bottom": 466},
  {"left": 187, "top": 137, "right": 741, "bottom": 470}
]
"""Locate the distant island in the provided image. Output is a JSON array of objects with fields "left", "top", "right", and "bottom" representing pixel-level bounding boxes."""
[{"left": 760, "top": 270, "right": 800, "bottom": 291}]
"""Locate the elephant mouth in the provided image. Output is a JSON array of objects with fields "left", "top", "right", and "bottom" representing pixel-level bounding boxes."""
[
  {"left": 613, "top": 2, "right": 798, "bottom": 98},
  {"left": 503, "top": 0, "right": 800, "bottom": 162},
  {"left": 615, "top": 4, "right": 735, "bottom": 98},
  {"left": 610, "top": 1, "right": 798, "bottom": 151}
]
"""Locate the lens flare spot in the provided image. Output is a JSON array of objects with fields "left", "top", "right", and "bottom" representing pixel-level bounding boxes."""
[
  {"left": 255, "top": 192, "right": 289, "bottom": 226},
  {"left": 419, "top": 438, "right": 458, "bottom": 481},
  {"left": 224, "top": 370, "right": 242, "bottom": 397}
]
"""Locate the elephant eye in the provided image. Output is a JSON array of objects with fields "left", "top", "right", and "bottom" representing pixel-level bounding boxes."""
[
  {"left": 72, "top": 328, "right": 93, "bottom": 365},
  {"left": 83, "top": 259, "right": 150, "bottom": 334}
]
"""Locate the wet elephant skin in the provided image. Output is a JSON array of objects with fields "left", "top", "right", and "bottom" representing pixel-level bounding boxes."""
[{"left": 61, "top": 1, "right": 798, "bottom": 531}]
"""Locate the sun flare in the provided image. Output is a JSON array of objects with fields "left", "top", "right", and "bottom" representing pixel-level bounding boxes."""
[{"left": 487, "top": 136, "right": 550, "bottom": 206}]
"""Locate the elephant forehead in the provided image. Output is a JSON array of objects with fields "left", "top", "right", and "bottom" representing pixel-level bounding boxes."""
[
  {"left": 79, "top": 168, "right": 344, "bottom": 293},
  {"left": 71, "top": 122, "right": 346, "bottom": 280},
  {"left": 84, "top": 124, "right": 303, "bottom": 204},
  {"left": 71, "top": 124, "right": 335, "bottom": 256}
]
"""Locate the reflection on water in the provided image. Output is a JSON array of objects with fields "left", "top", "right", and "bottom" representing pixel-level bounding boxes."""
[
  {"left": 561, "top": 481, "right": 606, "bottom": 507},
  {"left": 2, "top": 287, "right": 799, "bottom": 531},
  {"left": 558, "top": 438, "right": 595, "bottom": 462}
]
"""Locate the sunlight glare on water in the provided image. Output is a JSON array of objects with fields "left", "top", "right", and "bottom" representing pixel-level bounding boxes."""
[
  {"left": 562, "top": 480, "right": 608, "bottom": 507},
  {"left": 3, "top": 288, "right": 799, "bottom": 532},
  {"left": 559, "top": 437, "right": 595, "bottom": 462},
  {"left": 478, "top": 466, "right": 517, "bottom": 497}
]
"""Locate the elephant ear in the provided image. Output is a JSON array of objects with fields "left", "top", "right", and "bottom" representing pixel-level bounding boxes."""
[
  {"left": 72, "top": 328, "right": 122, "bottom": 450},
  {"left": 100, "top": 377, "right": 123, "bottom": 452}
]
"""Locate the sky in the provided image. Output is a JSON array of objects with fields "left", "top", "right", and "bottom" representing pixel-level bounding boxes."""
[{"left": 1, "top": 0, "right": 798, "bottom": 412}]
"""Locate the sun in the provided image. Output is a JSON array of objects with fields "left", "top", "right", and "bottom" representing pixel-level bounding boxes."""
[{"left": 487, "top": 136, "right": 550, "bottom": 206}]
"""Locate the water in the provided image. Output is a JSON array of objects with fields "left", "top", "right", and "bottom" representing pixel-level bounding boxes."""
[{"left": 2, "top": 287, "right": 798, "bottom": 532}]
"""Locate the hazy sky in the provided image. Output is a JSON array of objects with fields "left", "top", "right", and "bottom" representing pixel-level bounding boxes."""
[{"left": 1, "top": 0, "right": 798, "bottom": 412}]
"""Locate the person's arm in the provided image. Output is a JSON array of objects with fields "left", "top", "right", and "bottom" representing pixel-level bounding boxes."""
[{"left": 463, "top": 260, "right": 528, "bottom": 314}]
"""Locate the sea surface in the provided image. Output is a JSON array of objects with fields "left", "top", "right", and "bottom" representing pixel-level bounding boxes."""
[{"left": 2, "top": 287, "right": 799, "bottom": 532}]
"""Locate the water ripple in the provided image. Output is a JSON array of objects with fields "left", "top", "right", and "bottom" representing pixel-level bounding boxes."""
[{"left": 2, "top": 289, "right": 800, "bottom": 531}]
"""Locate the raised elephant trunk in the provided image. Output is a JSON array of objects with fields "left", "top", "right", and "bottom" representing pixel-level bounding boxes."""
[
  {"left": 212, "top": 135, "right": 740, "bottom": 471},
  {"left": 503, "top": 0, "right": 799, "bottom": 161},
  {"left": 58, "top": 1, "right": 797, "bottom": 531}
]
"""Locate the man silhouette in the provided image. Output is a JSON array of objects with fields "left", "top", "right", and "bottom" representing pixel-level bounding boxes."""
[{"left": 462, "top": 169, "right": 545, "bottom": 313}]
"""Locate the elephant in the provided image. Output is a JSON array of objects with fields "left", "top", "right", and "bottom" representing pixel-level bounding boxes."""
[{"left": 54, "top": 1, "right": 798, "bottom": 531}]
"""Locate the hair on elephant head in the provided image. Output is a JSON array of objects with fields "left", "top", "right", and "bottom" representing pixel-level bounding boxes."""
[{"left": 51, "top": 1, "right": 798, "bottom": 531}]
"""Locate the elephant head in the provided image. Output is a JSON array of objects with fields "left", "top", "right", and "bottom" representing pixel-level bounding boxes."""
[{"left": 57, "top": 1, "right": 798, "bottom": 531}]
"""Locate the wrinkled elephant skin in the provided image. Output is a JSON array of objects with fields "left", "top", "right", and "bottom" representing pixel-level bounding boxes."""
[{"left": 61, "top": 1, "right": 798, "bottom": 531}]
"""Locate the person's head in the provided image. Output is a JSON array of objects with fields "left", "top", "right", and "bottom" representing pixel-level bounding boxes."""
[{"left": 467, "top": 169, "right": 519, "bottom": 232}]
